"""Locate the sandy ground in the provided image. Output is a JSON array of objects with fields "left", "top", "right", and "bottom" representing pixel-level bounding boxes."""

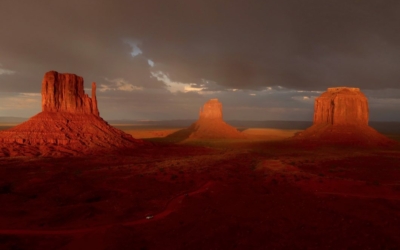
[
  {"left": 241, "top": 128, "right": 301, "bottom": 140},
  {"left": 119, "top": 126, "right": 301, "bottom": 141},
  {"left": 122, "top": 128, "right": 182, "bottom": 139},
  {"left": 0, "top": 125, "right": 400, "bottom": 249}
]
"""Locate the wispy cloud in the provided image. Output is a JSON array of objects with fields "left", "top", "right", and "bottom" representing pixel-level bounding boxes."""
[
  {"left": 291, "top": 95, "right": 317, "bottom": 103},
  {"left": 99, "top": 78, "right": 143, "bottom": 92},
  {"left": 0, "top": 92, "right": 40, "bottom": 111},
  {"left": 123, "top": 39, "right": 143, "bottom": 57},
  {"left": 151, "top": 71, "right": 202, "bottom": 93},
  {"left": 0, "top": 67, "right": 15, "bottom": 75}
]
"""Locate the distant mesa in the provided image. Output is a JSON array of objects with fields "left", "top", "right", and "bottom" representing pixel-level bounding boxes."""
[
  {"left": 199, "top": 98, "right": 223, "bottom": 120},
  {"left": 294, "top": 87, "right": 395, "bottom": 146},
  {"left": 0, "top": 71, "right": 145, "bottom": 157},
  {"left": 169, "top": 99, "right": 245, "bottom": 140}
]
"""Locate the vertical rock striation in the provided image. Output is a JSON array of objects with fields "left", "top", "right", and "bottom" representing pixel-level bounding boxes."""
[
  {"left": 41, "top": 71, "right": 99, "bottom": 115},
  {"left": 0, "top": 71, "right": 144, "bottom": 157},
  {"left": 313, "top": 87, "right": 368, "bottom": 126},
  {"left": 91, "top": 82, "right": 99, "bottom": 116},
  {"left": 294, "top": 87, "right": 394, "bottom": 146}
]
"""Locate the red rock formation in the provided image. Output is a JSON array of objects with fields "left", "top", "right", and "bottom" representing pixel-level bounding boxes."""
[
  {"left": 295, "top": 87, "right": 395, "bottom": 146},
  {"left": 41, "top": 71, "right": 99, "bottom": 115},
  {"left": 0, "top": 71, "right": 145, "bottom": 157},
  {"left": 199, "top": 99, "right": 223, "bottom": 120},
  {"left": 186, "top": 99, "right": 245, "bottom": 139},
  {"left": 91, "top": 82, "right": 99, "bottom": 116},
  {"left": 313, "top": 87, "right": 368, "bottom": 126}
]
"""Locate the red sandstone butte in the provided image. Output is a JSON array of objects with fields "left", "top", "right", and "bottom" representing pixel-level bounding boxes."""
[
  {"left": 313, "top": 87, "right": 368, "bottom": 126},
  {"left": 199, "top": 98, "right": 223, "bottom": 120},
  {"left": 295, "top": 87, "right": 395, "bottom": 146},
  {"left": 187, "top": 99, "right": 245, "bottom": 139},
  {"left": 42, "top": 71, "right": 100, "bottom": 115},
  {"left": 0, "top": 71, "right": 144, "bottom": 157}
]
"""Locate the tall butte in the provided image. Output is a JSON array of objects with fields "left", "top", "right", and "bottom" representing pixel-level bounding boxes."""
[
  {"left": 185, "top": 99, "right": 245, "bottom": 139},
  {"left": 41, "top": 72, "right": 100, "bottom": 115},
  {"left": 0, "top": 71, "right": 144, "bottom": 157},
  {"left": 294, "top": 87, "right": 395, "bottom": 146}
]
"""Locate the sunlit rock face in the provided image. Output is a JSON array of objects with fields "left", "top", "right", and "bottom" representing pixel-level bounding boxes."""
[
  {"left": 199, "top": 99, "right": 223, "bottom": 120},
  {"left": 313, "top": 87, "right": 368, "bottom": 126},
  {"left": 294, "top": 87, "right": 395, "bottom": 146},
  {"left": 0, "top": 71, "right": 144, "bottom": 157},
  {"left": 42, "top": 71, "right": 99, "bottom": 116},
  {"left": 188, "top": 99, "right": 245, "bottom": 139}
]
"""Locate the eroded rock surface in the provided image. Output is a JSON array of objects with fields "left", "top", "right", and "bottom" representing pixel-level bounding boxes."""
[
  {"left": 42, "top": 71, "right": 99, "bottom": 115},
  {"left": 0, "top": 71, "right": 144, "bottom": 157},
  {"left": 199, "top": 99, "right": 223, "bottom": 120},
  {"left": 295, "top": 87, "right": 394, "bottom": 146},
  {"left": 313, "top": 87, "right": 368, "bottom": 126}
]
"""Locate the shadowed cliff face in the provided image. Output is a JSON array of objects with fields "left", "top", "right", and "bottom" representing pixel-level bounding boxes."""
[
  {"left": 41, "top": 71, "right": 100, "bottom": 116},
  {"left": 313, "top": 87, "right": 368, "bottom": 126}
]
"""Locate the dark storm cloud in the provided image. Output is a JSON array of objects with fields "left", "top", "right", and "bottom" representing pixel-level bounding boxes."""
[
  {"left": 140, "top": 0, "right": 400, "bottom": 90},
  {"left": 1, "top": 0, "right": 400, "bottom": 92},
  {"left": 0, "top": 0, "right": 399, "bottom": 120}
]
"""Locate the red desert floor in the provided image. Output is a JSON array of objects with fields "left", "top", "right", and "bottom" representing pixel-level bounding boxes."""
[{"left": 1, "top": 140, "right": 400, "bottom": 249}]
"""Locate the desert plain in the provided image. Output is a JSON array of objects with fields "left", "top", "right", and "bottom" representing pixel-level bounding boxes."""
[
  {"left": 1, "top": 123, "right": 400, "bottom": 249},
  {"left": 0, "top": 74, "right": 399, "bottom": 249},
  {"left": 2, "top": 1, "right": 400, "bottom": 249}
]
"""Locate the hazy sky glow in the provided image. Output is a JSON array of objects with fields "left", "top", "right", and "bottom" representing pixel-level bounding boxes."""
[{"left": 0, "top": 0, "right": 399, "bottom": 121}]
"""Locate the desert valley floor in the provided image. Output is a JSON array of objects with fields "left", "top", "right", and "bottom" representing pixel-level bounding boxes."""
[{"left": 1, "top": 126, "right": 400, "bottom": 249}]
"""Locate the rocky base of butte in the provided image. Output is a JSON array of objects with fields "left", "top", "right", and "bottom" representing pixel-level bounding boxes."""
[
  {"left": 0, "top": 71, "right": 144, "bottom": 157},
  {"left": 294, "top": 87, "right": 395, "bottom": 146}
]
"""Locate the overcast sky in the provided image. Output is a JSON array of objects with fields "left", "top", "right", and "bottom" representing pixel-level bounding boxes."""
[{"left": 0, "top": 0, "right": 399, "bottom": 121}]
